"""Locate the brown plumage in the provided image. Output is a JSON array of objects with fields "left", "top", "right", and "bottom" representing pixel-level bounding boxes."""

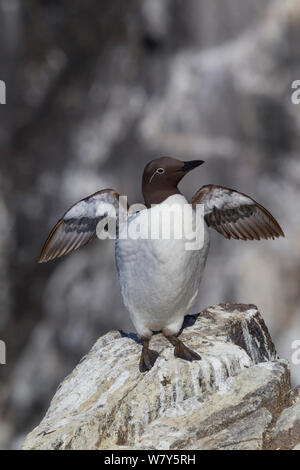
[
  {"left": 190, "top": 184, "right": 284, "bottom": 241},
  {"left": 39, "top": 160, "right": 284, "bottom": 265},
  {"left": 39, "top": 189, "right": 123, "bottom": 263}
]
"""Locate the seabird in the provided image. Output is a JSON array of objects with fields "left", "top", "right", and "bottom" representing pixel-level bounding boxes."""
[{"left": 39, "top": 157, "right": 285, "bottom": 372}]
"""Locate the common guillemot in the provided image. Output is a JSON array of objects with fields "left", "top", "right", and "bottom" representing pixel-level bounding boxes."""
[{"left": 39, "top": 157, "right": 284, "bottom": 372}]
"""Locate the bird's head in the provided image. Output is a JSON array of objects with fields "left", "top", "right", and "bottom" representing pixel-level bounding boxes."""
[{"left": 142, "top": 156, "right": 204, "bottom": 207}]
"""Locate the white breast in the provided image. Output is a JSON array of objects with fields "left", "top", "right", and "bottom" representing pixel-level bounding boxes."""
[{"left": 115, "top": 195, "right": 210, "bottom": 337}]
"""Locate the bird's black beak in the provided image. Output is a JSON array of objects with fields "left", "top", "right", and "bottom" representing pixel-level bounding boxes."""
[{"left": 182, "top": 160, "right": 205, "bottom": 172}]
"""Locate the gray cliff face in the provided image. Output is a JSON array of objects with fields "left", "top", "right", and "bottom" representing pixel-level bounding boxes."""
[{"left": 22, "top": 304, "right": 299, "bottom": 450}]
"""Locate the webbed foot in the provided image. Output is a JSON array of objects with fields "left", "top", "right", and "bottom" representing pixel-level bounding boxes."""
[
  {"left": 166, "top": 335, "right": 201, "bottom": 361},
  {"left": 139, "top": 337, "right": 159, "bottom": 372}
]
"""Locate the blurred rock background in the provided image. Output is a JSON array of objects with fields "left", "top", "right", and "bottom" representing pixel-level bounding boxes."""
[{"left": 0, "top": 0, "right": 299, "bottom": 449}]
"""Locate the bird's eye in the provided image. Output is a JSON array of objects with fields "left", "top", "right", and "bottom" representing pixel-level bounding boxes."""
[{"left": 149, "top": 167, "right": 165, "bottom": 184}]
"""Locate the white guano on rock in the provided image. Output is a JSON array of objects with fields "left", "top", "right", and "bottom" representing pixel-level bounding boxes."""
[{"left": 22, "top": 303, "right": 299, "bottom": 450}]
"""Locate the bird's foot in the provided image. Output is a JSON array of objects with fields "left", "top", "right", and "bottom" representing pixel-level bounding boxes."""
[
  {"left": 174, "top": 342, "right": 201, "bottom": 361},
  {"left": 139, "top": 337, "right": 159, "bottom": 372},
  {"left": 166, "top": 335, "right": 201, "bottom": 362}
]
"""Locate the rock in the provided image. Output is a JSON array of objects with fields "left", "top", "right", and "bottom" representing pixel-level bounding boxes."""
[
  {"left": 22, "top": 303, "right": 295, "bottom": 450},
  {"left": 187, "top": 408, "right": 273, "bottom": 451},
  {"left": 270, "top": 386, "right": 300, "bottom": 450},
  {"left": 3, "top": 0, "right": 300, "bottom": 448},
  {"left": 132, "top": 363, "right": 288, "bottom": 450}
]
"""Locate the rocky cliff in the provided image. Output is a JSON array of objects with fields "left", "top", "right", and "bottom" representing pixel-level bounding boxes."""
[{"left": 22, "top": 304, "right": 300, "bottom": 450}]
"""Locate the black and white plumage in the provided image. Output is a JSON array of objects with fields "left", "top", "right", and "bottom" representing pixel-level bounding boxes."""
[{"left": 38, "top": 157, "right": 284, "bottom": 372}]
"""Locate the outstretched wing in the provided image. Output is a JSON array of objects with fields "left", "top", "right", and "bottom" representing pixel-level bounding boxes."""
[
  {"left": 39, "top": 189, "right": 126, "bottom": 263},
  {"left": 190, "top": 185, "right": 284, "bottom": 241}
]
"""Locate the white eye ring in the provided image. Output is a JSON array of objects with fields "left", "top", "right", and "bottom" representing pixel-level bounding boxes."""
[{"left": 149, "top": 167, "right": 165, "bottom": 183}]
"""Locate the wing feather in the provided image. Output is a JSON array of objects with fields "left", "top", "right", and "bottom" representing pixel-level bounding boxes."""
[
  {"left": 39, "top": 189, "right": 126, "bottom": 263},
  {"left": 190, "top": 184, "right": 284, "bottom": 241}
]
